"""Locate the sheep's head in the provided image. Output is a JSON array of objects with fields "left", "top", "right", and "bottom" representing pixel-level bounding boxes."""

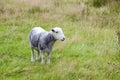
[{"left": 51, "top": 27, "right": 65, "bottom": 41}]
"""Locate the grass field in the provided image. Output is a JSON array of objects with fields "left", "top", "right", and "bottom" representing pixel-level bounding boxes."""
[{"left": 0, "top": 0, "right": 120, "bottom": 80}]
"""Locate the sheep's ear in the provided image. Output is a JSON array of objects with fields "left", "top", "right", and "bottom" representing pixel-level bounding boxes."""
[{"left": 51, "top": 28, "right": 55, "bottom": 32}]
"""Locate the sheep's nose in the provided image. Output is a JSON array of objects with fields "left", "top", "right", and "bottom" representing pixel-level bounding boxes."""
[{"left": 61, "top": 37, "right": 65, "bottom": 41}]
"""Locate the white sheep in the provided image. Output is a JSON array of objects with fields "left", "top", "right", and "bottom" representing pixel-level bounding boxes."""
[{"left": 29, "top": 27, "right": 65, "bottom": 64}]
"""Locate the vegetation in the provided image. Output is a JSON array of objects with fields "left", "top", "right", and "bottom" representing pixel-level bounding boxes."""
[{"left": 0, "top": 0, "right": 120, "bottom": 80}]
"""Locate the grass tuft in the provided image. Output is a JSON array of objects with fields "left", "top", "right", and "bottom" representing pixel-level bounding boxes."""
[{"left": 28, "top": 6, "right": 50, "bottom": 14}]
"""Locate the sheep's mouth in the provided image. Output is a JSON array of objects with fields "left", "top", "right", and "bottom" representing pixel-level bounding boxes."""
[{"left": 61, "top": 38, "right": 65, "bottom": 41}]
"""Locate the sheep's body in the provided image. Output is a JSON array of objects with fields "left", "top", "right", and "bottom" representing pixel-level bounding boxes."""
[
  {"left": 29, "top": 27, "right": 56, "bottom": 53},
  {"left": 29, "top": 27, "right": 65, "bottom": 64}
]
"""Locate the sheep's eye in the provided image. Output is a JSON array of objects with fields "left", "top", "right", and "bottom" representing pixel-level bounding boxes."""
[{"left": 56, "top": 31, "right": 58, "bottom": 33}]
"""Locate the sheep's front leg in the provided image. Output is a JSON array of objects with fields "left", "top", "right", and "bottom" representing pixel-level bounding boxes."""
[
  {"left": 31, "top": 48, "right": 35, "bottom": 62},
  {"left": 41, "top": 51, "right": 45, "bottom": 64},
  {"left": 36, "top": 50, "right": 40, "bottom": 61},
  {"left": 47, "top": 52, "right": 51, "bottom": 64}
]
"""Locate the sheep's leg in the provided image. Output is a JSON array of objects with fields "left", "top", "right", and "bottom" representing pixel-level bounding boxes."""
[
  {"left": 41, "top": 51, "right": 45, "bottom": 64},
  {"left": 31, "top": 48, "right": 35, "bottom": 62},
  {"left": 36, "top": 50, "right": 40, "bottom": 61},
  {"left": 47, "top": 52, "right": 51, "bottom": 64}
]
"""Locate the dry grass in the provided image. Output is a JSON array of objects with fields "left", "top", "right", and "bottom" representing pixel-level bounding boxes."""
[{"left": 116, "top": 31, "right": 120, "bottom": 52}]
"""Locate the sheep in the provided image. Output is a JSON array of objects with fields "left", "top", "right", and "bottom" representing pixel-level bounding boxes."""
[{"left": 29, "top": 27, "right": 65, "bottom": 64}]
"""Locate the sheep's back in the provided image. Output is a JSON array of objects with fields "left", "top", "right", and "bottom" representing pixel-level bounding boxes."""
[{"left": 29, "top": 27, "right": 46, "bottom": 48}]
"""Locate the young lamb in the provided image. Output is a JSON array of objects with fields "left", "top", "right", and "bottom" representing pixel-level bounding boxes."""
[{"left": 29, "top": 27, "right": 65, "bottom": 64}]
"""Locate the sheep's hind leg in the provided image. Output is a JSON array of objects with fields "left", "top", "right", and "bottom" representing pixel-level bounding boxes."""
[
  {"left": 31, "top": 48, "right": 35, "bottom": 62},
  {"left": 36, "top": 50, "right": 40, "bottom": 61},
  {"left": 47, "top": 52, "right": 51, "bottom": 64},
  {"left": 41, "top": 51, "right": 45, "bottom": 64}
]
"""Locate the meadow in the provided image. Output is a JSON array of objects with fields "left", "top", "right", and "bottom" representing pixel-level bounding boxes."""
[{"left": 0, "top": 0, "right": 120, "bottom": 80}]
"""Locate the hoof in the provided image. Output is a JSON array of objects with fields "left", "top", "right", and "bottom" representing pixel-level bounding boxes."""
[
  {"left": 41, "top": 62, "right": 45, "bottom": 64},
  {"left": 47, "top": 61, "right": 50, "bottom": 64},
  {"left": 31, "top": 59, "right": 35, "bottom": 62}
]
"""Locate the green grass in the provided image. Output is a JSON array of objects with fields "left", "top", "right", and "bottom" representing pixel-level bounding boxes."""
[{"left": 0, "top": 0, "right": 120, "bottom": 80}]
